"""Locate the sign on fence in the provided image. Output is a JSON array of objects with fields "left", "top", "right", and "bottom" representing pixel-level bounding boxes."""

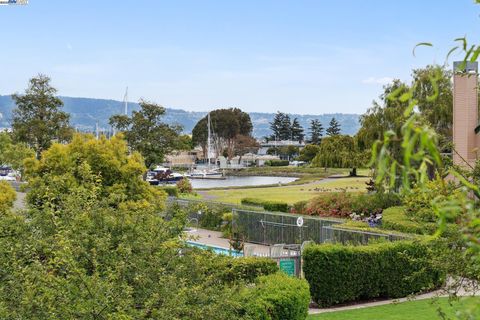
[{"left": 279, "top": 259, "right": 296, "bottom": 276}]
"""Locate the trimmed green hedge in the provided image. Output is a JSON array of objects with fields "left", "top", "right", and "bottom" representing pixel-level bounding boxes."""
[
  {"left": 221, "top": 257, "right": 279, "bottom": 283},
  {"left": 243, "top": 273, "right": 310, "bottom": 320},
  {"left": 303, "top": 240, "right": 444, "bottom": 307},
  {"left": 265, "top": 160, "right": 290, "bottom": 167},
  {"left": 241, "top": 198, "right": 289, "bottom": 212},
  {"left": 160, "top": 186, "right": 179, "bottom": 197},
  {"left": 382, "top": 207, "right": 459, "bottom": 237}
]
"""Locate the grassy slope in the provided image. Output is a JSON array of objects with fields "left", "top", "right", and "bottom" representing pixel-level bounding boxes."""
[
  {"left": 201, "top": 177, "right": 369, "bottom": 205},
  {"left": 307, "top": 297, "right": 479, "bottom": 320}
]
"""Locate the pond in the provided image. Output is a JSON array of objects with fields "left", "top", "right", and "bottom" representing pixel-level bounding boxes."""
[{"left": 190, "top": 176, "right": 298, "bottom": 189}]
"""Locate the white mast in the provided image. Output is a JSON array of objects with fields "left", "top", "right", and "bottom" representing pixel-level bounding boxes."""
[
  {"left": 123, "top": 86, "right": 128, "bottom": 115},
  {"left": 207, "top": 112, "right": 211, "bottom": 168}
]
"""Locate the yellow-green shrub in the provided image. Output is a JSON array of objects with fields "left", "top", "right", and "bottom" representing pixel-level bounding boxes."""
[{"left": 0, "top": 181, "right": 16, "bottom": 213}]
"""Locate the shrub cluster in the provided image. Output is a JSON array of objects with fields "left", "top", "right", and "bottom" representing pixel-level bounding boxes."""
[
  {"left": 242, "top": 273, "right": 310, "bottom": 320},
  {"left": 300, "top": 192, "right": 400, "bottom": 217},
  {"left": 264, "top": 160, "right": 290, "bottom": 167},
  {"left": 303, "top": 240, "right": 444, "bottom": 307},
  {"left": 160, "top": 185, "right": 179, "bottom": 197},
  {"left": 403, "top": 180, "right": 461, "bottom": 223},
  {"left": 176, "top": 178, "right": 193, "bottom": 193},
  {"left": 0, "top": 181, "right": 16, "bottom": 213},
  {"left": 185, "top": 202, "right": 231, "bottom": 231},
  {"left": 241, "top": 198, "right": 289, "bottom": 212},
  {"left": 382, "top": 206, "right": 459, "bottom": 237},
  {"left": 221, "top": 257, "right": 279, "bottom": 283}
]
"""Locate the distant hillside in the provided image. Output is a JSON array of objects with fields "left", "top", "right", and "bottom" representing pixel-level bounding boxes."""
[{"left": 0, "top": 95, "right": 361, "bottom": 137}]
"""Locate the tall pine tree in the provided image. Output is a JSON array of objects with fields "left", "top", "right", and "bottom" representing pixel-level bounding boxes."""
[
  {"left": 279, "top": 114, "right": 292, "bottom": 140},
  {"left": 269, "top": 111, "right": 284, "bottom": 140},
  {"left": 309, "top": 119, "right": 323, "bottom": 144},
  {"left": 326, "top": 117, "right": 341, "bottom": 136},
  {"left": 291, "top": 118, "right": 304, "bottom": 142}
]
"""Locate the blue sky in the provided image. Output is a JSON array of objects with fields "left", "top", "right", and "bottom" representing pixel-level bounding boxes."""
[{"left": 1, "top": 0, "right": 479, "bottom": 114}]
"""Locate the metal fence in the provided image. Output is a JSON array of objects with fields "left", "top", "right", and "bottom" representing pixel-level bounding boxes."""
[
  {"left": 321, "top": 226, "right": 409, "bottom": 244},
  {"left": 232, "top": 209, "right": 342, "bottom": 245}
]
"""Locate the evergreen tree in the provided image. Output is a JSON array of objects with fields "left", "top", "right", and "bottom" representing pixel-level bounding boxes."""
[
  {"left": 326, "top": 117, "right": 341, "bottom": 136},
  {"left": 291, "top": 118, "right": 304, "bottom": 142},
  {"left": 12, "top": 74, "right": 72, "bottom": 158},
  {"left": 309, "top": 119, "right": 323, "bottom": 144},
  {"left": 269, "top": 111, "right": 284, "bottom": 140},
  {"left": 279, "top": 113, "right": 292, "bottom": 140}
]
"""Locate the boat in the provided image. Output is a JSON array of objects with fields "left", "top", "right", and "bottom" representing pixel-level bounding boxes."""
[
  {"left": 187, "top": 112, "right": 224, "bottom": 179},
  {"left": 188, "top": 167, "right": 225, "bottom": 179},
  {"left": 0, "top": 166, "right": 17, "bottom": 181},
  {"left": 146, "top": 166, "right": 184, "bottom": 185}
]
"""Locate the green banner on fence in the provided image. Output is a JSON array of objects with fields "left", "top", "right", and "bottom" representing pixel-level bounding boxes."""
[{"left": 279, "top": 259, "right": 295, "bottom": 276}]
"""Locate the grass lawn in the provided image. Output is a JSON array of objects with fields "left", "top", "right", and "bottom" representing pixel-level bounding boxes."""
[
  {"left": 307, "top": 297, "right": 479, "bottom": 320},
  {"left": 201, "top": 177, "right": 369, "bottom": 205}
]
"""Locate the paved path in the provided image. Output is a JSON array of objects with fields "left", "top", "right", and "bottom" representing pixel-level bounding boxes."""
[{"left": 13, "top": 192, "right": 26, "bottom": 211}]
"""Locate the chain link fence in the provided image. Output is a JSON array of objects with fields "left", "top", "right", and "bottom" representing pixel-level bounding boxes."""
[{"left": 232, "top": 209, "right": 343, "bottom": 245}]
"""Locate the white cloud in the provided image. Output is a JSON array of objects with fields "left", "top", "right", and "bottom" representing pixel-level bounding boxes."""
[
  {"left": 66, "top": 43, "right": 73, "bottom": 51},
  {"left": 361, "top": 77, "right": 393, "bottom": 85}
]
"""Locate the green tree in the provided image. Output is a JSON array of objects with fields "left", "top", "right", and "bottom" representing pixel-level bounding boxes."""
[
  {"left": 191, "top": 108, "right": 253, "bottom": 159},
  {"left": 412, "top": 64, "right": 453, "bottom": 151},
  {"left": 312, "top": 135, "right": 365, "bottom": 176},
  {"left": 24, "top": 133, "right": 165, "bottom": 211},
  {"left": 298, "top": 144, "right": 320, "bottom": 162},
  {"left": 110, "top": 99, "right": 182, "bottom": 168},
  {"left": 309, "top": 119, "right": 323, "bottom": 144},
  {"left": 269, "top": 111, "right": 284, "bottom": 140},
  {"left": 280, "top": 113, "right": 292, "bottom": 140},
  {"left": 234, "top": 134, "right": 259, "bottom": 164},
  {"left": 177, "top": 134, "right": 193, "bottom": 150},
  {"left": 12, "top": 74, "right": 72, "bottom": 158},
  {"left": 0, "top": 132, "right": 35, "bottom": 173},
  {"left": 326, "top": 117, "right": 341, "bottom": 136},
  {"left": 291, "top": 118, "right": 304, "bottom": 142}
]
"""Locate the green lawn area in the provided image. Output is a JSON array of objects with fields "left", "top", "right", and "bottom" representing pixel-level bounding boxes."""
[
  {"left": 201, "top": 177, "right": 369, "bottom": 205},
  {"left": 307, "top": 297, "right": 479, "bottom": 320}
]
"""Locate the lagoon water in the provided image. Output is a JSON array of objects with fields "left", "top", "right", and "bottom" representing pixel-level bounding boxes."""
[{"left": 190, "top": 176, "right": 298, "bottom": 189}]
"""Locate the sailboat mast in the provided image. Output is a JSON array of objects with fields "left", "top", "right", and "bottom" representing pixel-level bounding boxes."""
[
  {"left": 207, "top": 112, "right": 211, "bottom": 168},
  {"left": 124, "top": 86, "right": 128, "bottom": 115}
]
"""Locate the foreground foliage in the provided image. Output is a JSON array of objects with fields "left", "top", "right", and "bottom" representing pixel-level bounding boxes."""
[{"left": 0, "top": 133, "right": 310, "bottom": 319}]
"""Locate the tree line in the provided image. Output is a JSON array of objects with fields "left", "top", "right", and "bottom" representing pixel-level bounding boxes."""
[
  {"left": 3, "top": 74, "right": 192, "bottom": 170},
  {"left": 268, "top": 111, "right": 341, "bottom": 143}
]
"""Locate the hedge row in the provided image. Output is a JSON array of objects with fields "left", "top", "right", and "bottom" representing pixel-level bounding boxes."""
[
  {"left": 241, "top": 198, "right": 289, "bottom": 212},
  {"left": 264, "top": 160, "right": 290, "bottom": 167},
  {"left": 221, "top": 257, "right": 279, "bottom": 283},
  {"left": 303, "top": 240, "right": 444, "bottom": 307},
  {"left": 382, "top": 207, "right": 459, "bottom": 237},
  {"left": 159, "top": 186, "right": 179, "bottom": 197},
  {"left": 242, "top": 273, "right": 310, "bottom": 320}
]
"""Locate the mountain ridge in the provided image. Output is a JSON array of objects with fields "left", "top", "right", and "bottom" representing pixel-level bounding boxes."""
[{"left": 0, "top": 95, "right": 361, "bottom": 137}]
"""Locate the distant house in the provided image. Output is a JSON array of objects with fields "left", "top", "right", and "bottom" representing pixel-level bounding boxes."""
[{"left": 257, "top": 139, "right": 306, "bottom": 156}]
